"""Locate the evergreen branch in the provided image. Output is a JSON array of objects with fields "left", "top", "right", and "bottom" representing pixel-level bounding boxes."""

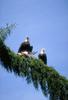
[
  {"left": 0, "top": 26, "right": 68, "bottom": 100},
  {"left": 0, "top": 40, "right": 68, "bottom": 100},
  {"left": 0, "top": 24, "right": 15, "bottom": 41}
]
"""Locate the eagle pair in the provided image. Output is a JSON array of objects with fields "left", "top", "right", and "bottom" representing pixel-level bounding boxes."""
[{"left": 18, "top": 37, "right": 47, "bottom": 65}]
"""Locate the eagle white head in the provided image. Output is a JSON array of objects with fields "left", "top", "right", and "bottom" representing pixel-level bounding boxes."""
[
  {"left": 40, "top": 48, "right": 45, "bottom": 55},
  {"left": 24, "top": 37, "right": 29, "bottom": 43}
]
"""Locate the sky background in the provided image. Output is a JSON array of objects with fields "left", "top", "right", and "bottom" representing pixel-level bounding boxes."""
[{"left": 0, "top": 0, "right": 68, "bottom": 100}]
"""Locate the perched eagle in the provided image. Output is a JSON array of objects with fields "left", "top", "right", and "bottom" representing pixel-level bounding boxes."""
[
  {"left": 38, "top": 48, "right": 47, "bottom": 64},
  {"left": 18, "top": 37, "right": 33, "bottom": 57}
]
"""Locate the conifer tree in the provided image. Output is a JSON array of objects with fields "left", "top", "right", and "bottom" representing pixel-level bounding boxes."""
[{"left": 0, "top": 25, "right": 68, "bottom": 100}]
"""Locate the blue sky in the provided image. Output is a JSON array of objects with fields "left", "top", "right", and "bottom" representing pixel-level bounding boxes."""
[{"left": 0, "top": 0, "right": 68, "bottom": 100}]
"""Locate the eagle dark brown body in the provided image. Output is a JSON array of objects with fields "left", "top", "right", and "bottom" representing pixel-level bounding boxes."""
[{"left": 38, "top": 49, "right": 47, "bottom": 65}]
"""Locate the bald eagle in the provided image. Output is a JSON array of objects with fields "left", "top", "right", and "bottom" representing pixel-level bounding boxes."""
[
  {"left": 38, "top": 48, "right": 47, "bottom": 64},
  {"left": 18, "top": 37, "right": 33, "bottom": 57}
]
